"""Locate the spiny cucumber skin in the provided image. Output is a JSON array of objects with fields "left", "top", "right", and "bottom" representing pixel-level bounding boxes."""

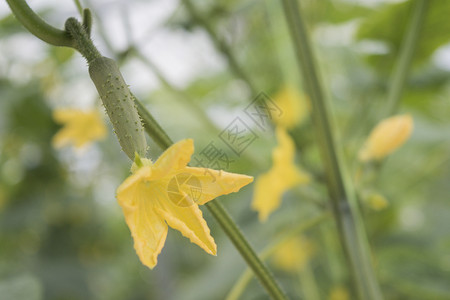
[{"left": 89, "top": 57, "right": 147, "bottom": 160}]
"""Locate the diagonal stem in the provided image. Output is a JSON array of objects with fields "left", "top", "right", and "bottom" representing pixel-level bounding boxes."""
[
  {"left": 206, "top": 201, "right": 288, "bottom": 300},
  {"left": 72, "top": 0, "right": 83, "bottom": 15},
  {"left": 385, "top": 0, "right": 428, "bottom": 116},
  {"left": 134, "top": 98, "right": 174, "bottom": 150},
  {"left": 226, "top": 212, "right": 330, "bottom": 300},
  {"left": 280, "top": 0, "right": 383, "bottom": 299}
]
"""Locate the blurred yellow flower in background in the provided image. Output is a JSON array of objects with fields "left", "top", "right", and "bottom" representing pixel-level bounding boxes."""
[
  {"left": 52, "top": 109, "right": 107, "bottom": 149},
  {"left": 272, "top": 86, "right": 309, "bottom": 129},
  {"left": 366, "top": 193, "right": 389, "bottom": 211},
  {"left": 328, "top": 285, "right": 350, "bottom": 300},
  {"left": 358, "top": 114, "right": 413, "bottom": 162},
  {"left": 117, "top": 139, "right": 253, "bottom": 269},
  {"left": 272, "top": 236, "right": 314, "bottom": 272},
  {"left": 252, "top": 127, "right": 310, "bottom": 222}
]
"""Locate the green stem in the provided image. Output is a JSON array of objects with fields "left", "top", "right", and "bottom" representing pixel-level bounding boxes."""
[
  {"left": 298, "top": 262, "right": 321, "bottom": 300},
  {"left": 226, "top": 212, "right": 330, "bottom": 300},
  {"left": 134, "top": 97, "right": 174, "bottom": 149},
  {"left": 280, "top": 0, "right": 383, "bottom": 299},
  {"left": 64, "top": 18, "right": 101, "bottom": 64},
  {"left": 5, "top": 0, "right": 75, "bottom": 47},
  {"left": 82, "top": 9, "right": 93, "bottom": 37},
  {"left": 181, "top": 0, "right": 257, "bottom": 94},
  {"left": 319, "top": 221, "right": 346, "bottom": 288},
  {"left": 206, "top": 201, "right": 288, "bottom": 300},
  {"left": 72, "top": 0, "right": 83, "bottom": 15},
  {"left": 385, "top": 0, "right": 428, "bottom": 116}
]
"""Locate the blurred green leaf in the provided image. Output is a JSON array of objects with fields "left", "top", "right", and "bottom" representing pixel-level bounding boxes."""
[
  {"left": 49, "top": 47, "right": 75, "bottom": 65},
  {"left": 402, "top": 66, "right": 450, "bottom": 118},
  {"left": 305, "top": 0, "right": 373, "bottom": 25},
  {"left": 0, "top": 14, "right": 25, "bottom": 37},
  {"left": 0, "top": 274, "right": 43, "bottom": 300},
  {"left": 356, "top": 0, "right": 450, "bottom": 73}
]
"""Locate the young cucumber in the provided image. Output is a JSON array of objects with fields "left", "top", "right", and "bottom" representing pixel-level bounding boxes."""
[{"left": 89, "top": 57, "right": 147, "bottom": 160}]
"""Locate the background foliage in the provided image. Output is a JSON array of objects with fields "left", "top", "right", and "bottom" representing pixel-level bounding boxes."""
[{"left": 1, "top": 0, "right": 449, "bottom": 299}]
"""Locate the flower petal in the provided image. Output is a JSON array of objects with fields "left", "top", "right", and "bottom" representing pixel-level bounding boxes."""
[
  {"left": 156, "top": 199, "right": 217, "bottom": 256},
  {"left": 129, "top": 208, "right": 168, "bottom": 269},
  {"left": 170, "top": 167, "right": 253, "bottom": 205},
  {"left": 52, "top": 109, "right": 106, "bottom": 149},
  {"left": 252, "top": 170, "right": 284, "bottom": 222},
  {"left": 273, "top": 126, "right": 295, "bottom": 166},
  {"left": 116, "top": 175, "right": 168, "bottom": 269},
  {"left": 272, "top": 127, "right": 310, "bottom": 185},
  {"left": 52, "top": 126, "right": 73, "bottom": 148},
  {"left": 272, "top": 87, "right": 309, "bottom": 129},
  {"left": 252, "top": 126, "right": 310, "bottom": 221},
  {"left": 153, "top": 139, "right": 194, "bottom": 177},
  {"left": 117, "top": 166, "right": 153, "bottom": 209},
  {"left": 53, "top": 109, "right": 81, "bottom": 123}
]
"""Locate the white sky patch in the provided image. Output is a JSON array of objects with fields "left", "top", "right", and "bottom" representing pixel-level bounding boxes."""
[
  {"left": 0, "top": 34, "right": 47, "bottom": 82},
  {"left": 344, "top": 0, "right": 406, "bottom": 7},
  {"left": 121, "top": 57, "right": 160, "bottom": 95},
  {"left": 141, "top": 27, "right": 227, "bottom": 89},
  {"left": 56, "top": 145, "right": 104, "bottom": 189},
  {"left": 127, "top": 0, "right": 180, "bottom": 43},
  {"left": 432, "top": 43, "right": 450, "bottom": 71},
  {"left": 355, "top": 39, "right": 390, "bottom": 55},
  {"left": 315, "top": 21, "right": 358, "bottom": 47}
]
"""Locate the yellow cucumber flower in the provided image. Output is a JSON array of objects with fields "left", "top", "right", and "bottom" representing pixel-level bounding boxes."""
[
  {"left": 116, "top": 139, "right": 253, "bottom": 269},
  {"left": 52, "top": 109, "right": 107, "bottom": 149},
  {"left": 272, "top": 86, "right": 309, "bottom": 129},
  {"left": 252, "top": 127, "right": 310, "bottom": 222},
  {"left": 366, "top": 193, "right": 389, "bottom": 211},
  {"left": 328, "top": 285, "right": 350, "bottom": 300},
  {"left": 358, "top": 114, "right": 413, "bottom": 162},
  {"left": 272, "top": 236, "right": 314, "bottom": 272}
]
